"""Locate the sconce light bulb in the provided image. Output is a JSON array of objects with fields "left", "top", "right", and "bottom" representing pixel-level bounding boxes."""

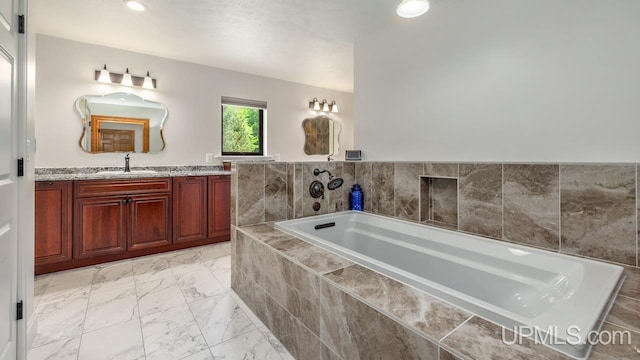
[
  {"left": 121, "top": 68, "right": 134, "bottom": 86},
  {"left": 322, "top": 99, "right": 330, "bottom": 112},
  {"left": 330, "top": 101, "right": 338, "bottom": 113},
  {"left": 98, "top": 64, "right": 111, "bottom": 83},
  {"left": 142, "top": 71, "right": 154, "bottom": 89},
  {"left": 313, "top": 98, "right": 321, "bottom": 111}
]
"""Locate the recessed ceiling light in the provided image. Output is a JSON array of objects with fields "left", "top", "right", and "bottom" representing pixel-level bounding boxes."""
[
  {"left": 397, "top": 0, "right": 430, "bottom": 18},
  {"left": 123, "top": 0, "right": 147, "bottom": 12}
]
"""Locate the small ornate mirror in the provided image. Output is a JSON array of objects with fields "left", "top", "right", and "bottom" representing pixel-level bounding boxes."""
[
  {"left": 75, "top": 92, "right": 168, "bottom": 154},
  {"left": 302, "top": 115, "right": 341, "bottom": 156}
]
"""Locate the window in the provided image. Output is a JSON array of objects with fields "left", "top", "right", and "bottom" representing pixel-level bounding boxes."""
[{"left": 221, "top": 96, "right": 266, "bottom": 155}]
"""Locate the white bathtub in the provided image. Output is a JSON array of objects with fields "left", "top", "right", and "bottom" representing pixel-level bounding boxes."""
[{"left": 274, "top": 211, "right": 624, "bottom": 359}]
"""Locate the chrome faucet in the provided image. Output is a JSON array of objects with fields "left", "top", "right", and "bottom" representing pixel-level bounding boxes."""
[{"left": 124, "top": 153, "right": 131, "bottom": 173}]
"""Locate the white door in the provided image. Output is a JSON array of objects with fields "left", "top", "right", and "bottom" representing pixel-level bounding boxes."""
[{"left": 0, "top": 0, "right": 19, "bottom": 358}]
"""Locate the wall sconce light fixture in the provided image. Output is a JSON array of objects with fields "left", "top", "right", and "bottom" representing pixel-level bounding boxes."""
[
  {"left": 309, "top": 98, "right": 321, "bottom": 111},
  {"left": 94, "top": 64, "right": 157, "bottom": 89},
  {"left": 308, "top": 98, "right": 339, "bottom": 113}
]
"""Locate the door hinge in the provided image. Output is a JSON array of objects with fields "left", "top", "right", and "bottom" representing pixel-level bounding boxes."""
[
  {"left": 16, "top": 301, "right": 23, "bottom": 320},
  {"left": 18, "top": 15, "right": 24, "bottom": 34},
  {"left": 17, "top": 158, "right": 24, "bottom": 177}
]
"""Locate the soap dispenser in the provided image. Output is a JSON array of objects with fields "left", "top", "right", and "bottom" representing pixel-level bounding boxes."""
[{"left": 349, "top": 184, "right": 363, "bottom": 211}]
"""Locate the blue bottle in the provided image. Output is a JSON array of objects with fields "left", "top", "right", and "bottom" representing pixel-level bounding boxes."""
[{"left": 350, "top": 184, "right": 363, "bottom": 211}]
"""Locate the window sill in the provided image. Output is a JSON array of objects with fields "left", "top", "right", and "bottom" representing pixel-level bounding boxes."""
[{"left": 216, "top": 155, "right": 274, "bottom": 162}]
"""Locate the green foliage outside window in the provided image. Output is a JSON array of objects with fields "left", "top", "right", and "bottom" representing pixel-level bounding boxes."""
[{"left": 222, "top": 105, "right": 262, "bottom": 154}]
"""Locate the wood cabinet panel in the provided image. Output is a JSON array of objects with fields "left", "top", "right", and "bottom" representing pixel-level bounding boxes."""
[
  {"left": 35, "top": 181, "right": 73, "bottom": 266},
  {"left": 129, "top": 193, "right": 172, "bottom": 251},
  {"left": 75, "top": 178, "right": 171, "bottom": 197},
  {"left": 208, "top": 176, "right": 231, "bottom": 239},
  {"left": 74, "top": 196, "right": 127, "bottom": 259},
  {"left": 173, "top": 177, "right": 208, "bottom": 243},
  {"left": 38, "top": 175, "right": 231, "bottom": 274}
]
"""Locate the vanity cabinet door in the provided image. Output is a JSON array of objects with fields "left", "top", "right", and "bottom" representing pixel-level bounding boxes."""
[
  {"left": 35, "top": 181, "right": 73, "bottom": 266},
  {"left": 129, "top": 193, "right": 172, "bottom": 251},
  {"left": 208, "top": 175, "right": 231, "bottom": 240},
  {"left": 74, "top": 196, "right": 128, "bottom": 259},
  {"left": 173, "top": 177, "right": 208, "bottom": 243}
]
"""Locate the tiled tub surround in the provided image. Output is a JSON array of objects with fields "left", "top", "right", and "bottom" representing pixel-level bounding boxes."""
[
  {"left": 35, "top": 165, "right": 229, "bottom": 181},
  {"left": 231, "top": 224, "right": 639, "bottom": 360},
  {"left": 232, "top": 161, "right": 639, "bottom": 269},
  {"left": 230, "top": 161, "right": 639, "bottom": 359}
]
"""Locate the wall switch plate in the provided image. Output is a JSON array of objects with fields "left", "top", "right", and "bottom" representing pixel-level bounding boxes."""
[{"left": 205, "top": 153, "right": 213, "bottom": 163}]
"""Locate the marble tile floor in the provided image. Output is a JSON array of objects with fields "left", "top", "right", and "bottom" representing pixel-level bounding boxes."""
[{"left": 29, "top": 242, "right": 294, "bottom": 360}]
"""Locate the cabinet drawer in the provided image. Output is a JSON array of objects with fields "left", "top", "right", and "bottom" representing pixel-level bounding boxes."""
[
  {"left": 75, "top": 178, "right": 172, "bottom": 197},
  {"left": 208, "top": 175, "right": 230, "bottom": 181}
]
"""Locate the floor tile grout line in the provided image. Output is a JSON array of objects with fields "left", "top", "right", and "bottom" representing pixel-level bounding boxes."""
[{"left": 132, "top": 268, "right": 148, "bottom": 360}]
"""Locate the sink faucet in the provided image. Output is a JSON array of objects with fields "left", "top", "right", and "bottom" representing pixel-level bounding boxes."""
[{"left": 124, "top": 153, "right": 131, "bottom": 173}]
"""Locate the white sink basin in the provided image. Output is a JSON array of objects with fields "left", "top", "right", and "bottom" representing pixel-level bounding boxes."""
[{"left": 96, "top": 170, "right": 158, "bottom": 175}]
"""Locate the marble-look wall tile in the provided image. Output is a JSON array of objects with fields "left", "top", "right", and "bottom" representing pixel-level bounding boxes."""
[
  {"left": 327, "top": 162, "right": 344, "bottom": 213},
  {"left": 237, "top": 228, "right": 321, "bottom": 335},
  {"left": 354, "top": 162, "right": 372, "bottom": 211},
  {"left": 324, "top": 265, "right": 471, "bottom": 341},
  {"left": 458, "top": 163, "right": 503, "bottom": 238},
  {"left": 230, "top": 227, "right": 237, "bottom": 272},
  {"left": 235, "top": 231, "right": 259, "bottom": 285},
  {"left": 238, "top": 224, "right": 295, "bottom": 244},
  {"left": 230, "top": 163, "right": 238, "bottom": 226},
  {"left": 320, "top": 280, "right": 438, "bottom": 360},
  {"left": 321, "top": 344, "right": 343, "bottom": 360},
  {"left": 590, "top": 323, "right": 640, "bottom": 360},
  {"left": 442, "top": 316, "right": 570, "bottom": 360},
  {"left": 303, "top": 162, "right": 330, "bottom": 217},
  {"left": 264, "top": 237, "right": 353, "bottom": 275},
  {"left": 503, "top": 164, "right": 560, "bottom": 250},
  {"left": 620, "top": 266, "right": 640, "bottom": 298},
  {"left": 265, "top": 163, "right": 288, "bottom": 222},
  {"left": 236, "top": 164, "right": 265, "bottom": 226},
  {"left": 287, "top": 163, "right": 294, "bottom": 219},
  {"left": 293, "top": 163, "right": 303, "bottom": 218},
  {"left": 430, "top": 178, "right": 458, "bottom": 226},
  {"left": 372, "top": 162, "right": 395, "bottom": 217},
  {"left": 394, "top": 163, "right": 423, "bottom": 221},
  {"left": 605, "top": 295, "right": 639, "bottom": 333},
  {"left": 439, "top": 348, "right": 466, "bottom": 360},
  {"left": 231, "top": 267, "right": 269, "bottom": 326},
  {"left": 263, "top": 294, "right": 321, "bottom": 360},
  {"left": 560, "top": 164, "right": 636, "bottom": 265},
  {"left": 424, "top": 162, "right": 459, "bottom": 178},
  {"left": 341, "top": 162, "right": 356, "bottom": 210},
  {"left": 264, "top": 253, "right": 321, "bottom": 335}
]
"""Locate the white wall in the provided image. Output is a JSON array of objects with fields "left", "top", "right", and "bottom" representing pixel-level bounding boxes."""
[
  {"left": 354, "top": 0, "right": 640, "bottom": 162},
  {"left": 35, "top": 35, "right": 353, "bottom": 167}
]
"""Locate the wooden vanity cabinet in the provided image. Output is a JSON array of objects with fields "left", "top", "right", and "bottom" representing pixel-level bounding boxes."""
[
  {"left": 208, "top": 175, "right": 231, "bottom": 240},
  {"left": 173, "top": 176, "right": 208, "bottom": 243},
  {"left": 36, "top": 174, "right": 230, "bottom": 274},
  {"left": 73, "top": 178, "right": 172, "bottom": 260},
  {"left": 35, "top": 181, "right": 73, "bottom": 266}
]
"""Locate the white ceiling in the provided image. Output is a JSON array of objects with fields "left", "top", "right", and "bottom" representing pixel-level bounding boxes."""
[{"left": 34, "top": 0, "right": 406, "bottom": 92}]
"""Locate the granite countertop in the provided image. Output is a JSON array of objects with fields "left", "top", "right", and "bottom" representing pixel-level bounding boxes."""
[{"left": 35, "top": 165, "right": 231, "bottom": 181}]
